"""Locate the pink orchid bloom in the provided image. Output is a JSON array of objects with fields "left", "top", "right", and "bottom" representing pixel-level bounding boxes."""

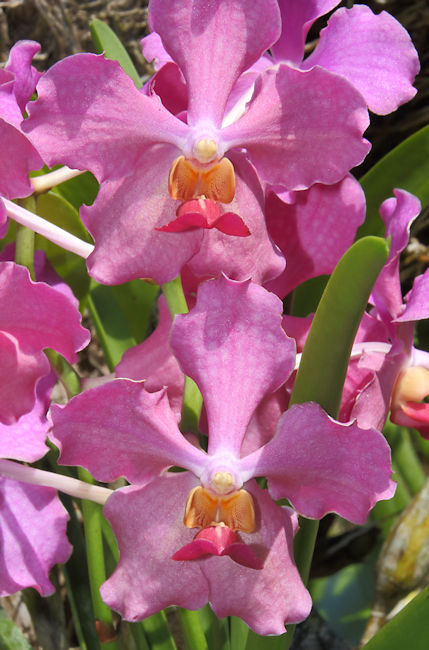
[
  {"left": 24, "top": 0, "right": 370, "bottom": 285},
  {"left": 0, "top": 261, "right": 89, "bottom": 424},
  {"left": 276, "top": 189, "right": 429, "bottom": 438},
  {"left": 271, "top": 1, "right": 419, "bottom": 116},
  {"left": 51, "top": 276, "right": 393, "bottom": 634},
  {"left": 0, "top": 373, "right": 72, "bottom": 596},
  {"left": 364, "top": 190, "right": 429, "bottom": 437},
  {"left": 0, "top": 41, "right": 44, "bottom": 203}
]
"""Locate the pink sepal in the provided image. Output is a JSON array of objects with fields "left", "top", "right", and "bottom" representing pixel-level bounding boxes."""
[{"left": 173, "top": 526, "right": 263, "bottom": 569}]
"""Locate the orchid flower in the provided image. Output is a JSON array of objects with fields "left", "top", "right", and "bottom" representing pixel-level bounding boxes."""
[
  {"left": 50, "top": 276, "right": 394, "bottom": 634},
  {"left": 366, "top": 190, "right": 429, "bottom": 437},
  {"left": 24, "top": 0, "right": 370, "bottom": 285}
]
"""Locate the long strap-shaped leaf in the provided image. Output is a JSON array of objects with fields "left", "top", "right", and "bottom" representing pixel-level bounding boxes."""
[{"left": 246, "top": 236, "right": 389, "bottom": 650}]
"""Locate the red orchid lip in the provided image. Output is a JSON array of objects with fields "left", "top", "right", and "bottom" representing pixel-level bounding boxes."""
[
  {"left": 156, "top": 197, "right": 250, "bottom": 236},
  {"left": 172, "top": 525, "right": 263, "bottom": 570}
]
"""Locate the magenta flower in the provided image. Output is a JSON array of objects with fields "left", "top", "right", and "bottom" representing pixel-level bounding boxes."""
[
  {"left": 24, "top": 0, "right": 370, "bottom": 285},
  {"left": 51, "top": 276, "right": 393, "bottom": 634},
  {"left": 0, "top": 41, "right": 44, "bottom": 201},
  {"left": 365, "top": 190, "right": 429, "bottom": 437},
  {"left": 0, "top": 374, "right": 72, "bottom": 596},
  {"left": 0, "top": 261, "right": 89, "bottom": 424}
]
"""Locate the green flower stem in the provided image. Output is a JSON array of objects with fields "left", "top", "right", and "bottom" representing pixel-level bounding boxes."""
[
  {"left": 198, "top": 605, "right": 230, "bottom": 650},
  {"left": 15, "top": 197, "right": 37, "bottom": 278},
  {"left": 390, "top": 428, "right": 426, "bottom": 495},
  {"left": 230, "top": 617, "right": 249, "bottom": 650},
  {"left": 78, "top": 467, "right": 119, "bottom": 650},
  {"left": 162, "top": 275, "right": 188, "bottom": 316},
  {"left": 177, "top": 608, "right": 209, "bottom": 650},
  {"left": 139, "top": 612, "right": 177, "bottom": 650},
  {"left": 161, "top": 275, "right": 204, "bottom": 434}
]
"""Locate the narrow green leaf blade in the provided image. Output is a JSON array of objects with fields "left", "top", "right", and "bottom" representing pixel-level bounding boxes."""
[
  {"left": 90, "top": 18, "right": 142, "bottom": 88},
  {"left": 291, "top": 236, "right": 389, "bottom": 416},
  {"left": 362, "top": 585, "right": 429, "bottom": 650},
  {"left": 35, "top": 192, "right": 91, "bottom": 301},
  {"left": 358, "top": 125, "right": 429, "bottom": 238},
  {"left": 88, "top": 280, "right": 158, "bottom": 370}
]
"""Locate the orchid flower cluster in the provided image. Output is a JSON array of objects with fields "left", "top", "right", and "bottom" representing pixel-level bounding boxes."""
[{"left": 1, "top": 0, "right": 428, "bottom": 647}]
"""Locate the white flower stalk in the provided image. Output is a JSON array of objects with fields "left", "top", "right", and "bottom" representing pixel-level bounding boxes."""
[{"left": 0, "top": 458, "right": 112, "bottom": 505}]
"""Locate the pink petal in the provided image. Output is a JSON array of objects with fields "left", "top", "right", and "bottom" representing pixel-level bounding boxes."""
[
  {"left": 0, "top": 119, "right": 43, "bottom": 199},
  {"left": 0, "top": 331, "right": 49, "bottom": 425},
  {"left": 0, "top": 70, "right": 23, "bottom": 126},
  {"left": 0, "top": 479, "right": 71, "bottom": 596},
  {"left": 146, "top": 61, "right": 188, "bottom": 116},
  {"left": 170, "top": 276, "right": 295, "bottom": 456},
  {"left": 187, "top": 153, "right": 285, "bottom": 284},
  {"left": 100, "top": 474, "right": 209, "bottom": 620},
  {"left": 141, "top": 32, "right": 174, "bottom": 71},
  {"left": 396, "top": 268, "right": 429, "bottom": 323},
  {"left": 0, "top": 373, "right": 54, "bottom": 460},
  {"left": 302, "top": 6, "right": 419, "bottom": 115},
  {"left": 50, "top": 380, "right": 206, "bottom": 484},
  {"left": 149, "top": 0, "right": 281, "bottom": 127},
  {"left": 240, "top": 389, "right": 289, "bottom": 456},
  {"left": 24, "top": 53, "right": 188, "bottom": 183},
  {"left": 264, "top": 176, "right": 366, "bottom": 298},
  {"left": 240, "top": 403, "right": 395, "bottom": 524},
  {"left": 116, "top": 295, "right": 184, "bottom": 420},
  {"left": 394, "top": 402, "right": 429, "bottom": 440},
  {"left": 0, "top": 262, "right": 89, "bottom": 364},
  {"left": 201, "top": 481, "right": 312, "bottom": 635},
  {"left": 272, "top": 0, "right": 340, "bottom": 65},
  {"left": 80, "top": 148, "right": 203, "bottom": 285},
  {"left": 0, "top": 200, "right": 7, "bottom": 238},
  {"left": 371, "top": 190, "right": 421, "bottom": 319},
  {"left": 6, "top": 40, "right": 42, "bottom": 113},
  {"left": 222, "top": 64, "right": 370, "bottom": 190}
]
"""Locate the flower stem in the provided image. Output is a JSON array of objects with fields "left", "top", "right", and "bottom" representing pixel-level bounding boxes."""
[
  {"left": 161, "top": 275, "right": 203, "bottom": 434},
  {"left": 177, "top": 608, "right": 209, "bottom": 650},
  {"left": 31, "top": 166, "right": 84, "bottom": 194},
  {"left": 78, "top": 467, "right": 119, "bottom": 650},
  {"left": 4, "top": 197, "right": 94, "bottom": 258},
  {"left": 0, "top": 459, "right": 112, "bottom": 504},
  {"left": 15, "top": 196, "right": 36, "bottom": 278}
]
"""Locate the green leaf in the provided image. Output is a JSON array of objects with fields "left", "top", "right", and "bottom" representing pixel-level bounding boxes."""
[
  {"left": 358, "top": 125, "right": 429, "bottom": 239},
  {"left": 54, "top": 170, "right": 99, "bottom": 211},
  {"left": 291, "top": 236, "right": 390, "bottom": 416},
  {"left": 362, "top": 585, "right": 429, "bottom": 650},
  {"left": 90, "top": 18, "right": 142, "bottom": 88},
  {"left": 0, "top": 609, "right": 31, "bottom": 650},
  {"left": 311, "top": 553, "right": 378, "bottom": 647},
  {"left": 88, "top": 279, "right": 159, "bottom": 370},
  {"left": 35, "top": 192, "right": 91, "bottom": 301}
]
